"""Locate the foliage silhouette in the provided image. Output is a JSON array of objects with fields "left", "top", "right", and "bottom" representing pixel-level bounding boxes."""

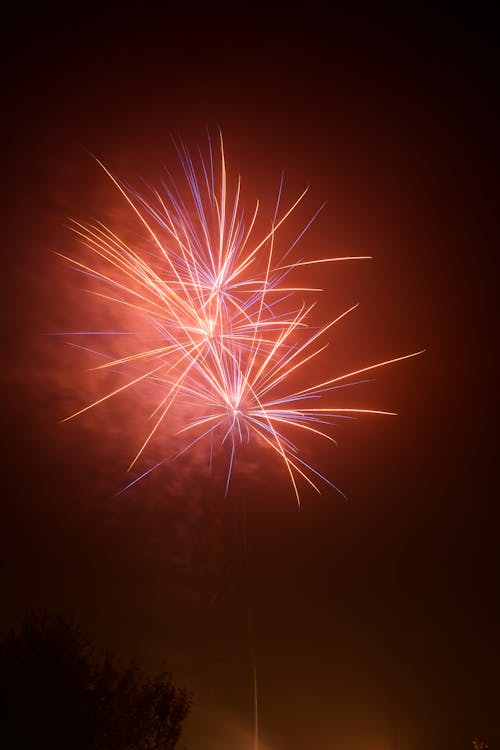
[{"left": 0, "top": 614, "right": 190, "bottom": 750}]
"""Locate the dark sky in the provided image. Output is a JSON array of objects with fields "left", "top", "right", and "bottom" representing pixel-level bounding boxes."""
[{"left": 1, "top": 5, "right": 498, "bottom": 749}]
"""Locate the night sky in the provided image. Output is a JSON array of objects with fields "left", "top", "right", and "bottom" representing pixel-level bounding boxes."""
[{"left": 2, "top": 5, "right": 498, "bottom": 749}]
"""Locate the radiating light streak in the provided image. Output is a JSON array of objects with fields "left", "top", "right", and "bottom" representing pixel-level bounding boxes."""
[{"left": 60, "top": 132, "right": 423, "bottom": 500}]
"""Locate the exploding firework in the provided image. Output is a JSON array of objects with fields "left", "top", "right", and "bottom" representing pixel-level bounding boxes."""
[{"left": 58, "top": 132, "right": 423, "bottom": 502}]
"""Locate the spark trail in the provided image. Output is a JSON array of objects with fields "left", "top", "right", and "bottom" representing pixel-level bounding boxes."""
[{"left": 59, "top": 132, "right": 423, "bottom": 502}]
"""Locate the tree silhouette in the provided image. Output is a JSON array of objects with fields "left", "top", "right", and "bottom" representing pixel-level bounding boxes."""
[{"left": 0, "top": 615, "right": 190, "bottom": 749}]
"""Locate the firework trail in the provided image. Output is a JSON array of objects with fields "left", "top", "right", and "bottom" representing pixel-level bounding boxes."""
[{"left": 58, "top": 131, "right": 423, "bottom": 502}]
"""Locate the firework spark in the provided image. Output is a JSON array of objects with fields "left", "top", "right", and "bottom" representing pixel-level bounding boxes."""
[{"left": 59, "top": 132, "right": 423, "bottom": 502}]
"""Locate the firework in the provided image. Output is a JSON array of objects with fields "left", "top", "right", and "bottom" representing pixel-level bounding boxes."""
[{"left": 59, "top": 132, "right": 423, "bottom": 502}]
